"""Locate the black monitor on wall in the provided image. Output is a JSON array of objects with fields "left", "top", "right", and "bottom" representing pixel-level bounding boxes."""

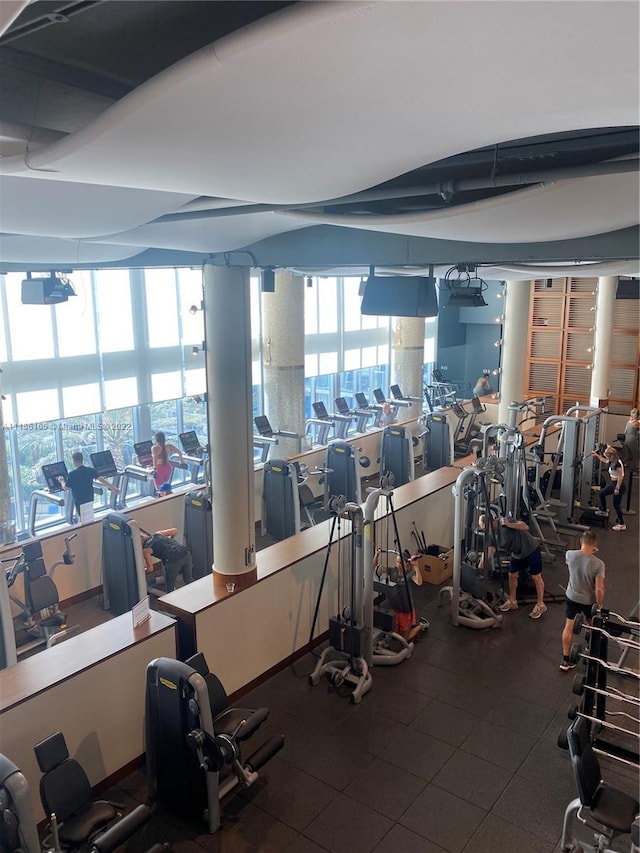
[
  {"left": 616, "top": 278, "right": 639, "bottom": 299},
  {"left": 361, "top": 276, "right": 438, "bottom": 317}
]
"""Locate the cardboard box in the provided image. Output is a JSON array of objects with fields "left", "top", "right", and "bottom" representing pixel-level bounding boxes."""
[{"left": 415, "top": 548, "right": 453, "bottom": 585}]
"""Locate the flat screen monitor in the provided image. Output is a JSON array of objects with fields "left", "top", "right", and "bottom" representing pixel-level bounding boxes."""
[
  {"left": 616, "top": 278, "right": 639, "bottom": 299},
  {"left": 134, "top": 440, "right": 153, "bottom": 467},
  {"left": 334, "top": 397, "right": 349, "bottom": 415},
  {"left": 355, "top": 392, "right": 369, "bottom": 408},
  {"left": 361, "top": 276, "right": 439, "bottom": 317},
  {"left": 41, "top": 461, "right": 69, "bottom": 492},
  {"left": 90, "top": 450, "right": 118, "bottom": 477},
  {"left": 390, "top": 384, "right": 403, "bottom": 399},
  {"left": 312, "top": 402, "right": 329, "bottom": 419},
  {"left": 179, "top": 431, "right": 201, "bottom": 455},
  {"left": 373, "top": 388, "right": 386, "bottom": 404},
  {"left": 254, "top": 416, "right": 273, "bottom": 437}
]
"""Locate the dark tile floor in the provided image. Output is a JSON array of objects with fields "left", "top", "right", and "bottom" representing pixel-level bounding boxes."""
[{"left": 101, "top": 492, "right": 639, "bottom": 853}]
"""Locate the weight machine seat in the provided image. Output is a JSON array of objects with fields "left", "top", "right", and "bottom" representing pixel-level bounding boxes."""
[
  {"left": 571, "top": 744, "right": 639, "bottom": 835},
  {"left": 28, "top": 575, "right": 66, "bottom": 627},
  {"left": 185, "top": 652, "right": 257, "bottom": 737},
  {"left": 34, "top": 732, "right": 119, "bottom": 847}
]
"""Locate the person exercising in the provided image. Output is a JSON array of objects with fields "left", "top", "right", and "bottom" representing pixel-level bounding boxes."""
[
  {"left": 58, "top": 451, "right": 120, "bottom": 521},
  {"left": 472, "top": 373, "right": 492, "bottom": 398},
  {"left": 378, "top": 402, "right": 396, "bottom": 428},
  {"left": 151, "top": 431, "right": 183, "bottom": 492},
  {"left": 560, "top": 530, "right": 605, "bottom": 671},
  {"left": 592, "top": 445, "right": 626, "bottom": 531},
  {"left": 141, "top": 527, "right": 193, "bottom": 593},
  {"left": 478, "top": 513, "right": 547, "bottom": 619}
]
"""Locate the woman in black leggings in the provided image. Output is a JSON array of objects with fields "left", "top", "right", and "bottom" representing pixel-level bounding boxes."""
[{"left": 592, "top": 446, "right": 626, "bottom": 531}]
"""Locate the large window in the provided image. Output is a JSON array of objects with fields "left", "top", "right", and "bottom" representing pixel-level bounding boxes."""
[{"left": 1, "top": 268, "right": 439, "bottom": 537}]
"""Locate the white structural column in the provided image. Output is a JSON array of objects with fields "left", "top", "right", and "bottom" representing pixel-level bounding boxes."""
[
  {"left": 203, "top": 263, "right": 255, "bottom": 579},
  {"left": 262, "top": 270, "right": 305, "bottom": 457},
  {"left": 391, "top": 317, "right": 425, "bottom": 418},
  {"left": 498, "top": 281, "right": 531, "bottom": 424},
  {"left": 0, "top": 392, "right": 13, "bottom": 545},
  {"left": 590, "top": 277, "right": 617, "bottom": 405}
]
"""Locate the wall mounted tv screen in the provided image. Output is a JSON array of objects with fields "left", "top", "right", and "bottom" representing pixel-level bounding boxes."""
[
  {"left": 616, "top": 278, "right": 639, "bottom": 300},
  {"left": 361, "top": 276, "right": 438, "bottom": 317}
]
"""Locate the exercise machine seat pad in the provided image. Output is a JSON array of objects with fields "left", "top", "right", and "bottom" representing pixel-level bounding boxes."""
[{"left": 590, "top": 786, "right": 639, "bottom": 833}]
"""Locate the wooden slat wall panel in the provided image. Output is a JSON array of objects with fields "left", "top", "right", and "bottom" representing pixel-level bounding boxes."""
[
  {"left": 569, "top": 277, "right": 598, "bottom": 293},
  {"left": 525, "top": 278, "right": 639, "bottom": 412},
  {"left": 609, "top": 368, "right": 637, "bottom": 401},
  {"left": 567, "top": 296, "right": 596, "bottom": 329},
  {"left": 566, "top": 331, "right": 592, "bottom": 362},
  {"left": 530, "top": 330, "right": 562, "bottom": 360},
  {"left": 529, "top": 362, "right": 559, "bottom": 393},
  {"left": 532, "top": 296, "right": 564, "bottom": 327},
  {"left": 533, "top": 278, "right": 566, "bottom": 293},
  {"left": 613, "top": 302, "right": 639, "bottom": 331},
  {"left": 610, "top": 334, "right": 639, "bottom": 366},
  {"left": 564, "top": 364, "right": 591, "bottom": 397}
]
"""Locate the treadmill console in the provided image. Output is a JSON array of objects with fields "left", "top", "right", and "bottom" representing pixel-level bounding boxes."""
[
  {"left": 471, "top": 396, "right": 484, "bottom": 413},
  {"left": 41, "top": 461, "right": 69, "bottom": 492},
  {"left": 312, "top": 402, "right": 330, "bottom": 420},
  {"left": 334, "top": 397, "right": 350, "bottom": 415},
  {"left": 390, "top": 384, "right": 403, "bottom": 399},
  {"left": 373, "top": 388, "right": 386, "bottom": 404},
  {"left": 254, "top": 415, "right": 273, "bottom": 437},
  {"left": 90, "top": 450, "right": 119, "bottom": 478},
  {"left": 355, "top": 392, "right": 369, "bottom": 408},
  {"left": 134, "top": 440, "right": 153, "bottom": 467},
  {"left": 452, "top": 403, "right": 467, "bottom": 418},
  {"left": 179, "top": 430, "right": 202, "bottom": 455}
]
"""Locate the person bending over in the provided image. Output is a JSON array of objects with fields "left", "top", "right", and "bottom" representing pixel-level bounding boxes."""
[
  {"left": 58, "top": 451, "right": 120, "bottom": 521},
  {"left": 479, "top": 514, "right": 547, "bottom": 619},
  {"left": 592, "top": 445, "right": 626, "bottom": 531},
  {"left": 472, "top": 373, "right": 492, "bottom": 398},
  {"left": 142, "top": 527, "right": 193, "bottom": 592},
  {"left": 374, "top": 547, "right": 427, "bottom": 642},
  {"left": 560, "top": 530, "right": 605, "bottom": 671}
]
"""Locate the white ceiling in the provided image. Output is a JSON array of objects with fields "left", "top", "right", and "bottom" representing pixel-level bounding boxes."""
[{"left": 0, "top": 1, "right": 638, "bottom": 275}]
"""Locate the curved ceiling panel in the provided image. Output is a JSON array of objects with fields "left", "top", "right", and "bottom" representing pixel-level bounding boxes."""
[
  {"left": 281, "top": 173, "right": 640, "bottom": 243},
  {"left": 95, "top": 212, "right": 313, "bottom": 253},
  {"left": 0, "top": 176, "right": 195, "bottom": 239},
  {"left": 1, "top": 2, "right": 637, "bottom": 203},
  {"left": 0, "top": 235, "right": 146, "bottom": 264}
]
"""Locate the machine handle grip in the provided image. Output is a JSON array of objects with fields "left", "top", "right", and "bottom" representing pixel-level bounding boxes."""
[{"left": 235, "top": 707, "right": 270, "bottom": 741}]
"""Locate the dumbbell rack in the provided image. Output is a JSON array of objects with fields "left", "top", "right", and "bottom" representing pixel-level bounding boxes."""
[{"left": 561, "top": 605, "right": 640, "bottom": 770}]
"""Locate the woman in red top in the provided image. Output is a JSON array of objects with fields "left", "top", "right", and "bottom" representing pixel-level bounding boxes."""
[{"left": 151, "top": 431, "right": 183, "bottom": 491}]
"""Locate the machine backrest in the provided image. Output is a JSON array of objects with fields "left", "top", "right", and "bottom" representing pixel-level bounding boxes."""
[
  {"left": 567, "top": 717, "right": 590, "bottom": 759},
  {"left": 186, "top": 653, "right": 229, "bottom": 719},
  {"left": 34, "top": 732, "right": 93, "bottom": 821},
  {"left": 572, "top": 744, "right": 602, "bottom": 807},
  {"left": 27, "top": 575, "right": 59, "bottom": 612}
]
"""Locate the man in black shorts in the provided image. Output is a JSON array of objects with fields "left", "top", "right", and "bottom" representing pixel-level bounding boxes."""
[
  {"left": 560, "top": 530, "right": 605, "bottom": 671},
  {"left": 479, "top": 514, "right": 547, "bottom": 619}
]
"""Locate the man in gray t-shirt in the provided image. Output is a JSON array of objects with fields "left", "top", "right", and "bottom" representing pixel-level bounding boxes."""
[{"left": 560, "top": 530, "right": 605, "bottom": 671}]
